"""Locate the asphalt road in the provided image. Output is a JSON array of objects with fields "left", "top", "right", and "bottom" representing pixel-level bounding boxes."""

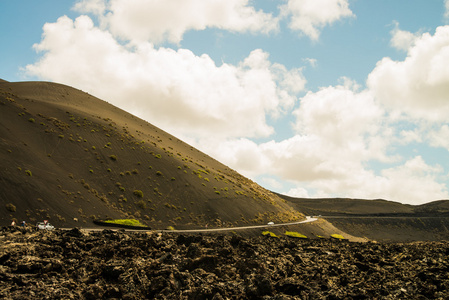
[
  {"left": 69, "top": 216, "right": 318, "bottom": 233},
  {"left": 158, "top": 216, "right": 318, "bottom": 233}
]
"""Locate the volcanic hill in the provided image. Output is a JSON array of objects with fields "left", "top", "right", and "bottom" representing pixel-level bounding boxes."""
[{"left": 0, "top": 80, "right": 303, "bottom": 229}]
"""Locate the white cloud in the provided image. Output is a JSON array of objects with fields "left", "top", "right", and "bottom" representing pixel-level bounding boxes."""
[
  {"left": 390, "top": 22, "right": 420, "bottom": 51},
  {"left": 445, "top": 0, "right": 449, "bottom": 19},
  {"left": 428, "top": 125, "right": 449, "bottom": 149},
  {"left": 280, "top": 0, "right": 354, "bottom": 40},
  {"left": 399, "top": 129, "right": 422, "bottom": 144},
  {"left": 197, "top": 138, "right": 268, "bottom": 178},
  {"left": 303, "top": 57, "right": 317, "bottom": 67},
  {"left": 380, "top": 156, "right": 448, "bottom": 204},
  {"left": 26, "top": 15, "right": 304, "bottom": 140},
  {"left": 368, "top": 25, "right": 449, "bottom": 121},
  {"left": 307, "top": 156, "right": 448, "bottom": 204},
  {"left": 73, "top": 0, "right": 106, "bottom": 15},
  {"left": 293, "top": 85, "right": 383, "bottom": 153},
  {"left": 198, "top": 82, "right": 448, "bottom": 204},
  {"left": 74, "top": 0, "right": 279, "bottom": 44},
  {"left": 286, "top": 187, "right": 309, "bottom": 198}
]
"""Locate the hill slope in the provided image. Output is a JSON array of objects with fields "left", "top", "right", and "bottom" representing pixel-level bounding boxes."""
[{"left": 0, "top": 80, "right": 303, "bottom": 228}]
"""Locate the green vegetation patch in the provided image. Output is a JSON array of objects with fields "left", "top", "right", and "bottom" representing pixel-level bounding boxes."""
[
  {"left": 104, "top": 219, "right": 146, "bottom": 227},
  {"left": 262, "top": 231, "right": 278, "bottom": 238},
  {"left": 133, "top": 190, "right": 144, "bottom": 198},
  {"left": 285, "top": 231, "right": 307, "bottom": 239},
  {"left": 331, "top": 234, "right": 345, "bottom": 240}
]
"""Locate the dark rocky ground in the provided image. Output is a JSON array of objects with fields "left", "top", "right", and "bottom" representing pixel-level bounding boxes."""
[{"left": 1, "top": 227, "right": 448, "bottom": 299}]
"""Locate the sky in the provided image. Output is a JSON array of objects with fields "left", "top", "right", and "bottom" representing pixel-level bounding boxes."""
[{"left": 2, "top": 0, "right": 449, "bottom": 205}]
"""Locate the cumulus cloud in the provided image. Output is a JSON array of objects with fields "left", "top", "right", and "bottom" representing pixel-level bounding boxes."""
[
  {"left": 73, "top": 0, "right": 278, "bottom": 44},
  {"left": 280, "top": 0, "right": 354, "bottom": 40},
  {"left": 379, "top": 156, "right": 448, "bottom": 204},
  {"left": 368, "top": 25, "right": 449, "bottom": 121},
  {"left": 390, "top": 22, "right": 420, "bottom": 51},
  {"left": 26, "top": 15, "right": 305, "bottom": 140},
  {"left": 293, "top": 85, "right": 383, "bottom": 152},
  {"left": 199, "top": 81, "right": 448, "bottom": 204},
  {"left": 202, "top": 84, "right": 380, "bottom": 180}
]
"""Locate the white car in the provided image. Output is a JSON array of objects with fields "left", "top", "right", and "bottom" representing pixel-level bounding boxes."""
[
  {"left": 267, "top": 222, "right": 275, "bottom": 225},
  {"left": 36, "top": 222, "right": 55, "bottom": 230}
]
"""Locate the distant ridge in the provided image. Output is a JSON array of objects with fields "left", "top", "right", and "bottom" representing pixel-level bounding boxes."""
[{"left": 278, "top": 194, "right": 449, "bottom": 241}]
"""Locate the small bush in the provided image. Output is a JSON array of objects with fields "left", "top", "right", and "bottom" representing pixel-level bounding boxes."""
[
  {"left": 285, "top": 231, "right": 307, "bottom": 239},
  {"left": 104, "top": 219, "right": 145, "bottom": 227},
  {"left": 5, "top": 203, "right": 16, "bottom": 212},
  {"left": 133, "top": 190, "right": 144, "bottom": 198},
  {"left": 25, "top": 170, "right": 32, "bottom": 176},
  {"left": 156, "top": 171, "right": 163, "bottom": 176},
  {"left": 171, "top": 177, "right": 176, "bottom": 181},
  {"left": 28, "top": 118, "right": 35, "bottom": 123},
  {"left": 109, "top": 155, "right": 117, "bottom": 161},
  {"left": 262, "top": 231, "right": 278, "bottom": 238},
  {"left": 331, "top": 234, "right": 345, "bottom": 240}
]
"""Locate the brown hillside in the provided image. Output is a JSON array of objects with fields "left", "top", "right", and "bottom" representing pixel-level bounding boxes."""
[{"left": 0, "top": 80, "right": 303, "bottom": 228}]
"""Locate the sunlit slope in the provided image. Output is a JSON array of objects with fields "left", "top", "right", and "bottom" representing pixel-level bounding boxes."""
[{"left": 0, "top": 80, "right": 303, "bottom": 228}]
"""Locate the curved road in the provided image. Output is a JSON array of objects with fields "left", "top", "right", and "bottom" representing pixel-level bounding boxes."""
[
  {"left": 158, "top": 216, "right": 318, "bottom": 233},
  {"left": 70, "top": 216, "right": 318, "bottom": 233}
]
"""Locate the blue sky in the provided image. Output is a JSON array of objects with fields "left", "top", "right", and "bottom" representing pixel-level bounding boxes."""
[{"left": 2, "top": 0, "right": 449, "bottom": 204}]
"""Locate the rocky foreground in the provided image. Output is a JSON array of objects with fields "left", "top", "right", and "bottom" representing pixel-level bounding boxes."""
[{"left": 0, "top": 227, "right": 448, "bottom": 299}]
